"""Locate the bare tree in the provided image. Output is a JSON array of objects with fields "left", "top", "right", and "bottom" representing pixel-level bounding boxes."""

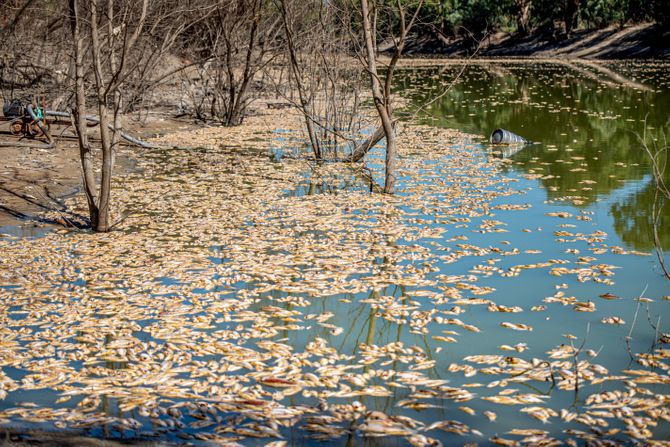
[
  {"left": 185, "top": 0, "right": 280, "bottom": 126},
  {"left": 122, "top": 0, "right": 204, "bottom": 114},
  {"left": 64, "top": 0, "right": 201, "bottom": 232},
  {"left": 359, "top": 0, "right": 423, "bottom": 193},
  {"left": 274, "top": 0, "right": 427, "bottom": 172},
  {"left": 68, "top": 0, "right": 149, "bottom": 232},
  {"left": 275, "top": 0, "right": 324, "bottom": 159},
  {"left": 274, "top": 0, "right": 368, "bottom": 161},
  {"left": 1, "top": 1, "right": 70, "bottom": 104},
  {"left": 68, "top": 0, "right": 97, "bottom": 227}
]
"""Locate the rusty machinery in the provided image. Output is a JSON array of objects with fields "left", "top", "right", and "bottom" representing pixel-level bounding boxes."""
[
  {"left": 1, "top": 98, "right": 156, "bottom": 149},
  {"left": 3, "top": 99, "right": 50, "bottom": 138}
]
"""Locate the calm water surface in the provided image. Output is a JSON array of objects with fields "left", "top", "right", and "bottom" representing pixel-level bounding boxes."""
[
  {"left": 285, "top": 61, "right": 670, "bottom": 444},
  {"left": 264, "top": 62, "right": 670, "bottom": 444},
  {"left": 399, "top": 61, "right": 670, "bottom": 251},
  {"left": 1, "top": 61, "right": 669, "bottom": 445}
]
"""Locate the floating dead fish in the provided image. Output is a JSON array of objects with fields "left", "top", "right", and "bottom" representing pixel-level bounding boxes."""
[
  {"left": 601, "top": 316, "right": 625, "bottom": 325},
  {"left": 500, "top": 322, "right": 533, "bottom": 331}
]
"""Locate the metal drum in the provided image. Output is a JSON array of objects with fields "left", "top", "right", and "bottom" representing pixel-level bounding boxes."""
[{"left": 490, "top": 128, "right": 531, "bottom": 144}]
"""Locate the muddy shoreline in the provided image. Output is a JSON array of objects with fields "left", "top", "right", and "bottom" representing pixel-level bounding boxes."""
[
  {"left": 0, "top": 426, "right": 176, "bottom": 447},
  {"left": 0, "top": 113, "right": 202, "bottom": 237}
]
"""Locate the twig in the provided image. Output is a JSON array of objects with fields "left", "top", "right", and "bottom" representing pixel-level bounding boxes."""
[
  {"left": 636, "top": 122, "right": 670, "bottom": 280},
  {"left": 643, "top": 304, "right": 662, "bottom": 357},
  {"left": 29, "top": 186, "right": 77, "bottom": 228},
  {"left": 568, "top": 323, "right": 590, "bottom": 396},
  {"left": 625, "top": 285, "right": 649, "bottom": 361}
]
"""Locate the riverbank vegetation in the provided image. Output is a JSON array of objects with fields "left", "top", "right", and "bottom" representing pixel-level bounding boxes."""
[{"left": 418, "top": 0, "right": 669, "bottom": 41}]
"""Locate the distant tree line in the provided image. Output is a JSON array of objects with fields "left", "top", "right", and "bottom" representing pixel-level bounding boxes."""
[{"left": 417, "top": 0, "right": 669, "bottom": 40}]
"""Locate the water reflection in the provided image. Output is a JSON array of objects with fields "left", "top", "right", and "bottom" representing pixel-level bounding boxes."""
[
  {"left": 398, "top": 61, "right": 670, "bottom": 250},
  {"left": 611, "top": 174, "right": 670, "bottom": 250}
]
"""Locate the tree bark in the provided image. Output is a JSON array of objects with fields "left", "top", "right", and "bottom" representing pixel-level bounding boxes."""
[
  {"left": 515, "top": 0, "right": 532, "bottom": 35},
  {"left": 349, "top": 125, "right": 386, "bottom": 162},
  {"left": 361, "top": 0, "right": 396, "bottom": 193},
  {"left": 68, "top": 0, "right": 99, "bottom": 226},
  {"left": 89, "top": 0, "right": 113, "bottom": 232}
]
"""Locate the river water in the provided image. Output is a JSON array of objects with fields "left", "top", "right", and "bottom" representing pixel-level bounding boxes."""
[{"left": 0, "top": 61, "right": 668, "bottom": 446}]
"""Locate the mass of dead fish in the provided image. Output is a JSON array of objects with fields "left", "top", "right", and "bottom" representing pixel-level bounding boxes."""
[{"left": 0, "top": 83, "right": 669, "bottom": 447}]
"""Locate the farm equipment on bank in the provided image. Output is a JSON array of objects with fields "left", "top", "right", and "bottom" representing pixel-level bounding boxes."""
[
  {"left": 1, "top": 99, "right": 55, "bottom": 147},
  {"left": 1, "top": 98, "right": 157, "bottom": 149}
]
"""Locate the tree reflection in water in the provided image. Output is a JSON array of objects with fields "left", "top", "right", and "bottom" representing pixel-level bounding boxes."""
[{"left": 398, "top": 61, "right": 670, "bottom": 252}]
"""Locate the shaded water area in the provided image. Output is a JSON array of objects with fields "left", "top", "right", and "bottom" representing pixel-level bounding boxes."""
[{"left": 0, "top": 61, "right": 669, "bottom": 446}]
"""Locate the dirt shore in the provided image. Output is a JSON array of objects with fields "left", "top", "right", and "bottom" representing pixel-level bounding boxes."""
[{"left": 0, "top": 427, "right": 175, "bottom": 447}]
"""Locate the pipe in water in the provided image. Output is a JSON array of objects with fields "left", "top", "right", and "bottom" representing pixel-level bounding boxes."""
[
  {"left": 45, "top": 110, "right": 159, "bottom": 149},
  {"left": 490, "top": 128, "right": 531, "bottom": 145}
]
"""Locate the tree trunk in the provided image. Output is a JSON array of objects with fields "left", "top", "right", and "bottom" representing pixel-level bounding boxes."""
[
  {"left": 68, "top": 0, "right": 99, "bottom": 226},
  {"left": 89, "top": 0, "right": 113, "bottom": 232},
  {"left": 349, "top": 125, "right": 385, "bottom": 162},
  {"left": 361, "top": 0, "right": 396, "bottom": 193},
  {"left": 228, "top": 0, "right": 261, "bottom": 127},
  {"left": 516, "top": 0, "right": 532, "bottom": 35},
  {"left": 382, "top": 121, "right": 396, "bottom": 193}
]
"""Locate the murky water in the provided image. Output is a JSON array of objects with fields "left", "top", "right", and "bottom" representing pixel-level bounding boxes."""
[{"left": 0, "top": 62, "right": 668, "bottom": 446}]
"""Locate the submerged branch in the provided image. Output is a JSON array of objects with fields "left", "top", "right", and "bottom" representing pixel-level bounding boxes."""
[{"left": 348, "top": 125, "right": 386, "bottom": 162}]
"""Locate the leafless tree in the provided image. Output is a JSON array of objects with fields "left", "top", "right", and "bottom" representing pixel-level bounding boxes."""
[
  {"left": 358, "top": 0, "right": 423, "bottom": 193},
  {"left": 184, "top": 0, "right": 281, "bottom": 126},
  {"left": 64, "top": 0, "right": 204, "bottom": 232},
  {"left": 272, "top": 0, "right": 423, "bottom": 188},
  {"left": 68, "top": 0, "right": 149, "bottom": 232},
  {"left": 274, "top": 0, "right": 368, "bottom": 161},
  {"left": 1, "top": 1, "right": 70, "bottom": 104}
]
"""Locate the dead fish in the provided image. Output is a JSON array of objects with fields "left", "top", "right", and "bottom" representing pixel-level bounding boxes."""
[
  {"left": 490, "top": 436, "right": 520, "bottom": 447},
  {"left": 500, "top": 322, "right": 533, "bottom": 331},
  {"left": 358, "top": 420, "right": 413, "bottom": 437},
  {"left": 258, "top": 377, "right": 298, "bottom": 388},
  {"left": 601, "top": 316, "right": 625, "bottom": 325},
  {"left": 406, "top": 434, "right": 442, "bottom": 447}
]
